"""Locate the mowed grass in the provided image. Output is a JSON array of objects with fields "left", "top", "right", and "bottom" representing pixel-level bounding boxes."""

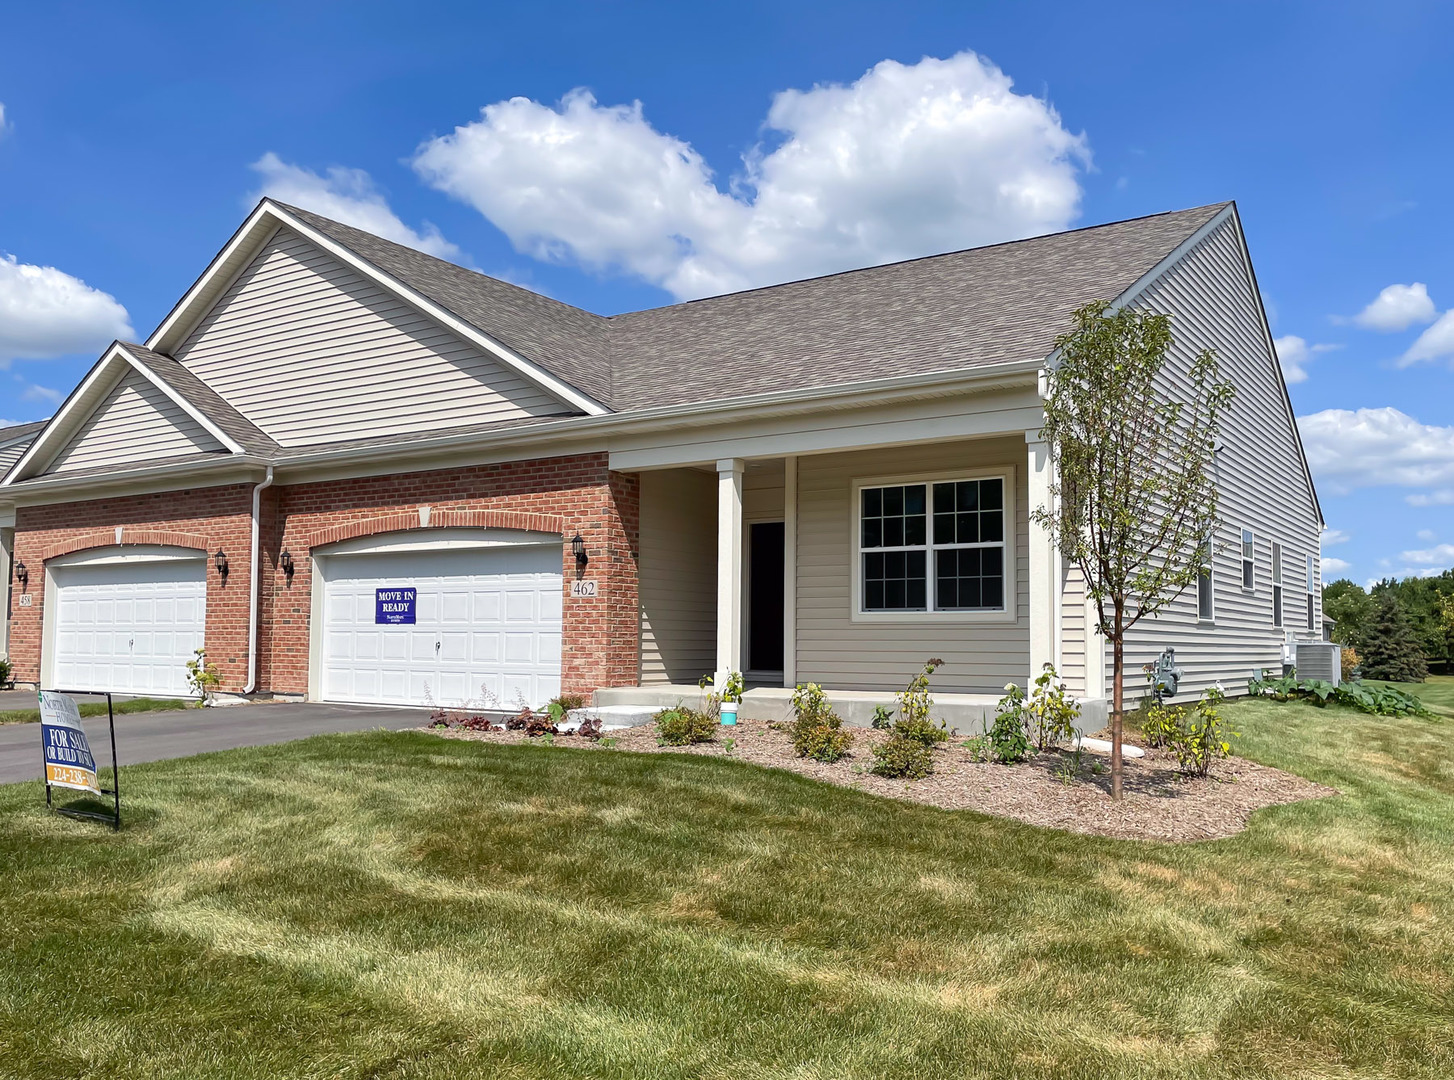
[
  {"left": 1374, "top": 674, "right": 1454, "bottom": 716},
  {"left": 0, "top": 696, "right": 192, "bottom": 725},
  {"left": 0, "top": 700, "right": 1452, "bottom": 1078}
]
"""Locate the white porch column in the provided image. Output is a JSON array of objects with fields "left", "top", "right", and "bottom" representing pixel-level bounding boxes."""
[
  {"left": 782, "top": 455, "right": 797, "bottom": 687},
  {"left": 715, "top": 458, "right": 744, "bottom": 686},
  {"left": 1026, "top": 434, "right": 1055, "bottom": 681}
]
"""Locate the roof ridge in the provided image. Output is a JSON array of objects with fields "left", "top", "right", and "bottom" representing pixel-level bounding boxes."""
[{"left": 609, "top": 202, "right": 1232, "bottom": 317}]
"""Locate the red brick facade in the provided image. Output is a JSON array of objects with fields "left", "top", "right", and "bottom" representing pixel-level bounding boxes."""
[{"left": 9, "top": 453, "right": 641, "bottom": 699}]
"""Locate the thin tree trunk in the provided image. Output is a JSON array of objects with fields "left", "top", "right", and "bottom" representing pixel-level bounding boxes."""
[{"left": 1111, "top": 607, "right": 1124, "bottom": 801}]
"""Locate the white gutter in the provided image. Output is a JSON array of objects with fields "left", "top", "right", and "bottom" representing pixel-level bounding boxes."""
[{"left": 244, "top": 465, "right": 274, "bottom": 694}]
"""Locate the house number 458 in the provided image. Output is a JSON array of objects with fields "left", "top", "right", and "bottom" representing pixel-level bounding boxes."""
[{"left": 569, "top": 580, "right": 598, "bottom": 598}]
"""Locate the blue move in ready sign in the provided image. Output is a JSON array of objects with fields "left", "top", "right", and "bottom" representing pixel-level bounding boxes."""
[
  {"left": 376, "top": 587, "right": 417, "bottom": 625},
  {"left": 39, "top": 691, "right": 100, "bottom": 794}
]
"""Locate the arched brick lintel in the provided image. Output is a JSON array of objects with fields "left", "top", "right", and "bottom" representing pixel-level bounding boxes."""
[
  {"left": 41, "top": 529, "right": 213, "bottom": 562},
  {"left": 301, "top": 510, "right": 568, "bottom": 552}
]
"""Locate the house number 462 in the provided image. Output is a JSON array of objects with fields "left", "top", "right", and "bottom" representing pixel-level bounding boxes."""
[{"left": 569, "top": 580, "right": 598, "bottom": 598}]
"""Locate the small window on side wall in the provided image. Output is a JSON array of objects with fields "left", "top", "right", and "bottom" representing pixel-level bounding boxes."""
[
  {"left": 1272, "top": 542, "right": 1284, "bottom": 628},
  {"left": 1241, "top": 528, "right": 1255, "bottom": 591},
  {"left": 1306, "top": 553, "right": 1316, "bottom": 632},
  {"left": 1197, "top": 536, "right": 1214, "bottom": 621}
]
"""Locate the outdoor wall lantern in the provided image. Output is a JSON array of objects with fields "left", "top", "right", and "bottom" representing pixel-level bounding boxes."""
[
  {"left": 571, "top": 533, "right": 589, "bottom": 569},
  {"left": 14, "top": 560, "right": 27, "bottom": 590},
  {"left": 279, "top": 549, "right": 295, "bottom": 582},
  {"left": 214, "top": 549, "right": 229, "bottom": 579}
]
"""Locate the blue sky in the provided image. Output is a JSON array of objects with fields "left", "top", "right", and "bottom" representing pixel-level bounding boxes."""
[{"left": 2, "top": 1, "right": 1452, "bottom": 584}]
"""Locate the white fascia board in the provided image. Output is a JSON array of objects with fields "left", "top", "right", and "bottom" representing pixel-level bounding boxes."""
[
  {"left": 114, "top": 344, "right": 245, "bottom": 454},
  {"left": 1042, "top": 203, "right": 1237, "bottom": 372},
  {"left": 266, "top": 202, "right": 607, "bottom": 417},
  {"left": 2, "top": 347, "right": 128, "bottom": 485}
]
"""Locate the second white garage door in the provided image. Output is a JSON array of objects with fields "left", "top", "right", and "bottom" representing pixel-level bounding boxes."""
[{"left": 319, "top": 544, "right": 563, "bottom": 709}]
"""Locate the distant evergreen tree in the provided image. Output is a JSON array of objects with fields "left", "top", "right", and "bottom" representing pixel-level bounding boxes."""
[{"left": 1360, "top": 593, "right": 1429, "bottom": 683}]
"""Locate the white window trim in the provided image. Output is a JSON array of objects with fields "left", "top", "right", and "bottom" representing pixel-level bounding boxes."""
[
  {"left": 1241, "top": 527, "right": 1256, "bottom": 593},
  {"left": 1272, "top": 541, "right": 1284, "bottom": 628},
  {"left": 1306, "top": 553, "right": 1316, "bottom": 632},
  {"left": 849, "top": 466, "right": 1017, "bottom": 624},
  {"left": 1197, "top": 533, "right": 1215, "bottom": 625}
]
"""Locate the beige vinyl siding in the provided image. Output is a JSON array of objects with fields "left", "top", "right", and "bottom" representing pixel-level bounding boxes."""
[
  {"left": 796, "top": 437, "right": 1029, "bottom": 694},
  {"left": 174, "top": 227, "right": 569, "bottom": 447},
  {"left": 743, "top": 460, "right": 785, "bottom": 522},
  {"left": 639, "top": 469, "right": 717, "bottom": 684},
  {"left": 1060, "top": 560, "right": 1087, "bottom": 694},
  {"left": 1112, "top": 216, "right": 1323, "bottom": 700},
  {"left": 44, "top": 370, "right": 225, "bottom": 475}
]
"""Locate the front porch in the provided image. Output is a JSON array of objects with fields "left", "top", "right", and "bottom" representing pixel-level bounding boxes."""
[{"left": 607, "top": 388, "right": 1106, "bottom": 724}]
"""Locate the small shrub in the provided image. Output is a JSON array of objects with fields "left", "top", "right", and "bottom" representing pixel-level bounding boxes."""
[
  {"left": 0, "top": 657, "right": 12, "bottom": 686},
  {"left": 721, "top": 737, "right": 736, "bottom": 755},
  {"left": 505, "top": 708, "right": 532, "bottom": 731},
  {"left": 525, "top": 712, "right": 558, "bottom": 738},
  {"left": 959, "top": 735, "right": 991, "bottom": 762},
  {"left": 185, "top": 648, "right": 221, "bottom": 705},
  {"left": 574, "top": 714, "right": 604, "bottom": 741},
  {"left": 796, "top": 721, "right": 854, "bottom": 763},
  {"left": 655, "top": 707, "right": 717, "bottom": 746},
  {"left": 1169, "top": 687, "right": 1235, "bottom": 778},
  {"left": 989, "top": 683, "right": 1032, "bottom": 764},
  {"left": 870, "top": 734, "right": 935, "bottom": 779},
  {"left": 1340, "top": 646, "right": 1360, "bottom": 682},
  {"left": 1025, "top": 665, "right": 1080, "bottom": 750},
  {"left": 548, "top": 693, "right": 588, "bottom": 713},
  {"left": 870, "top": 704, "right": 895, "bottom": 729},
  {"left": 896, "top": 658, "right": 944, "bottom": 728},
  {"left": 1141, "top": 702, "right": 1185, "bottom": 749},
  {"left": 892, "top": 715, "right": 948, "bottom": 747}
]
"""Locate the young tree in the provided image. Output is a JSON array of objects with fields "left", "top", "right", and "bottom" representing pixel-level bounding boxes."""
[
  {"left": 1322, "top": 579, "right": 1373, "bottom": 650},
  {"left": 1360, "top": 593, "right": 1429, "bottom": 683},
  {"left": 1033, "top": 301, "right": 1234, "bottom": 800}
]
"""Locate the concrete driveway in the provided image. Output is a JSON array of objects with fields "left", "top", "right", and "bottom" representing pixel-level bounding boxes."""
[{"left": 0, "top": 701, "right": 431, "bottom": 785}]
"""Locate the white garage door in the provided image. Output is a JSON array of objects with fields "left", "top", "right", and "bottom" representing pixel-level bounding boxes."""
[
  {"left": 320, "top": 544, "right": 563, "bottom": 709},
  {"left": 51, "top": 559, "right": 207, "bottom": 696}
]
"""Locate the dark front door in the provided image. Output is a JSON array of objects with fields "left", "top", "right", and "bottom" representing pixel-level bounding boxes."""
[{"left": 748, "top": 521, "right": 785, "bottom": 673}]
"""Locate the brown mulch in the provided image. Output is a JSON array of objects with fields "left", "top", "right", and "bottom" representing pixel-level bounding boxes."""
[{"left": 424, "top": 718, "right": 1337, "bottom": 843}]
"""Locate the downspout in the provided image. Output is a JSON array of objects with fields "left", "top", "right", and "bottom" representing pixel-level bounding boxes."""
[{"left": 244, "top": 466, "right": 274, "bottom": 695}]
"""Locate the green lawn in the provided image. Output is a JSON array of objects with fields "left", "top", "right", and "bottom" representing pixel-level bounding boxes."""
[
  {"left": 1373, "top": 674, "right": 1454, "bottom": 716},
  {"left": 1, "top": 699, "right": 1451, "bottom": 1078},
  {"left": 0, "top": 696, "right": 193, "bottom": 725}
]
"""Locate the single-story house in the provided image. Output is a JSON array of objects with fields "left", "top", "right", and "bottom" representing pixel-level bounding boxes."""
[{"left": 0, "top": 198, "right": 1323, "bottom": 718}]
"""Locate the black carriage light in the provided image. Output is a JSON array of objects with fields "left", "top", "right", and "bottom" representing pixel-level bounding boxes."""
[
  {"left": 279, "top": 549, "right": 295, "bottom": 582},
  {"left": 13, "top": 559, "right": 27, "bottom": 590},
  {"left": 571, "top": 533, "right": 589, "bottom": 569},
  {"left": 214, "top": 548, "right": 230, "bottom": 579}
]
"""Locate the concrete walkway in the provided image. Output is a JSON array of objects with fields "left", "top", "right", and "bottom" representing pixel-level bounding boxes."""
[{"left": 0, "top": 702, "right": 430, "bottom": 785}]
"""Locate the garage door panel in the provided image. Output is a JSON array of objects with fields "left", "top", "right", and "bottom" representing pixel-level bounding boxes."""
[
  {"left": 320, "top": 542, "right": 563, "bottom": 708},
  {"left": 52, "top": 560, "right": 206, "bottom": 696}
]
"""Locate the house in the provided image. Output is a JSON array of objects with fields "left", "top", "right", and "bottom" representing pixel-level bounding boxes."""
[{"left": 0, "top": 199, "right": 1323, "bottom": 719}]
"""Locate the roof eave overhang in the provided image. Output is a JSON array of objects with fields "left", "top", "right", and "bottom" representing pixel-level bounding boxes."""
[{"left": 0, "top": 359, "right": 1043, "bottom": 503}]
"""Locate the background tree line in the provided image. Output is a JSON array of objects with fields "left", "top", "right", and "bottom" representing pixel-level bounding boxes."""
[{"left": 1322, "top": 572, "right": 1454, "bottom": 682}]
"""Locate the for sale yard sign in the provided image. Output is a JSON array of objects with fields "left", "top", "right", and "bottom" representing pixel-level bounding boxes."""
[{"left": 39, "top": 691, "right": 100, "bottom": 794}]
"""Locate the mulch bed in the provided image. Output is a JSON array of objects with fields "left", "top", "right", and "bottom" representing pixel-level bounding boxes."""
[{"left": 424, "top": 718, "right": 1337, "bottom": 843}]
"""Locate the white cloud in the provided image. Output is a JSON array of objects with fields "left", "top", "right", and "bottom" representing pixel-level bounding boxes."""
[
  {"left": 1351, "top": 282, "right": 1436, "bottom": 332},
  {"left": 1400, "top": 309, "right": 1454, "bottom": 367},
  {"left": 0, "top": 254, "right": 133, "bottom": 365},
  {"left": 249, "top": 153, "right": 461, "bottom": 261},
  {"left": 1418, "top": 528, "right": 1436, "bottom": 542},
  {"left": 1320, "top": 528, "right": 1350, "bottom": 546},
  {"left": 1401, "top": 543, "right": 1454, "bottom": 566},
  {"left": 1409, "top": 490, "right": 1454, "bottom": 507},
  {"left": 0, "top": 103, "right": 8, "bottom": 136},
  {"left": 413, "top": 52, "right": 1091, "bottom": 300},
  {"left": 1322, "top": 556, "right": 1352, "bottom": 575},
  {"left": 1273, "top": 335, "right": 1338, "bottom": 384},
  {"left": 19, "top": 381, "right": 61, "bottom": 405},
  {"left": 1297, "top": 407, "right": 1454, "bottom": 495}
]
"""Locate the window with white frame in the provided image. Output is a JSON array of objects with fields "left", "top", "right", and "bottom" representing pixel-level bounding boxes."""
[
  {"left": 1272, "top": 542, "right": 1284, "bottom": 627},
  {"left": 859, "top": 476, "right": 1006, "bottom": 613},
  {"left": 1306, "top": 553, "right": 1316, "bottom": 632},
  {"left": 1197, "top": 535, "right": 1214, "bottom": 621},
  {"left": 1241, "top": 528, "right": 1255, "bottom": 591}
]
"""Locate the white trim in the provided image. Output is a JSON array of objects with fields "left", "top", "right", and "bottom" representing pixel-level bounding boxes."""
[
  {"left": 783, "top": 455, "right": 797, "bottom": 687},
  {"left": 715, "top": 459, "right": 744, "bottom": 685},
  {"left": 149, "top": 200, "right": 607, "bottom": 418},
  {"left": 849, "top": 466, "right": 1017, "bottom": 624},
  {"left": 1272, "top": 540, "right": 1284, "bottom": 629},
  {"left": 47, "top": 544, "right": 207, "bottom": 568},
  {"left": 1241, "top": 527, "right": 1256, "bottom": 593},
  {"left": 2, "top": 343, "right": 243, "bottom": 486},
  {"left": 1196, "top": 533, "right": 1216, "bottom": 625},
  {"left": 315, "top": 527, "right": 563, "bottom": 557}
]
